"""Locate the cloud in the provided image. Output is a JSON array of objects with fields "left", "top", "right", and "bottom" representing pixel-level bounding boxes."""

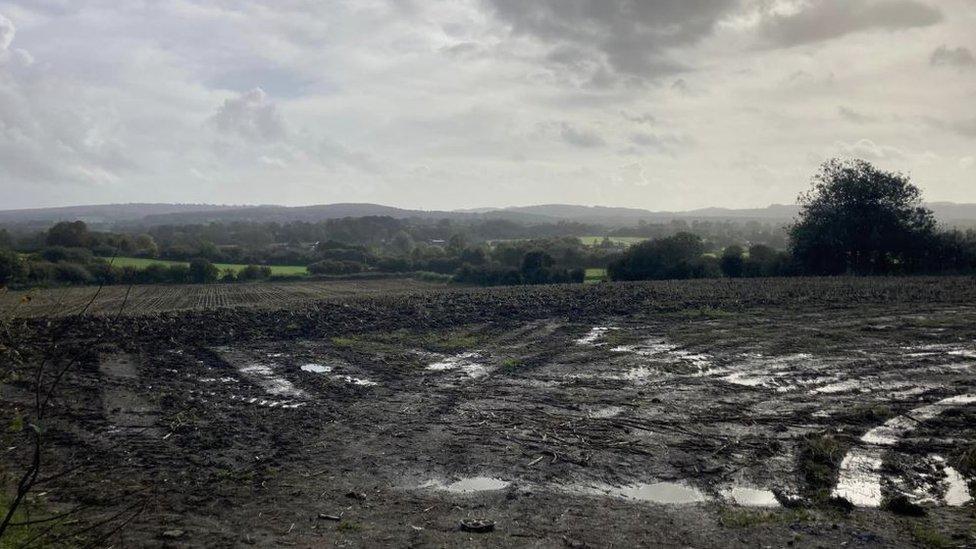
[
  {"left": 930, "top": 45, "right": 975, "bottom": 69},
  {"left": 838, "top": 106, "right": 879, "bottom": 124},
  {"left": 758, "top": 0, "right": 943, "bottom": 48},
  {"left": 835, "top": 139, "right": 905, "bottom": 161},
  {"left": 560, "top": 123, "right": 606, "bottom": 148},
  {"left": 482, "top": 0, "right": 740, "bottom": 81},
  {"left": 209, "top": 88, "right": 286, "bottom": 142},
  {"left": 0, "top": 12, "right": 13, "bottom": 51}
]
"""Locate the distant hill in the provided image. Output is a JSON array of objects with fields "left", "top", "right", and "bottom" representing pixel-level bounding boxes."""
[{"left": 1, "top": 201, "right": 974, "bottom": 229}]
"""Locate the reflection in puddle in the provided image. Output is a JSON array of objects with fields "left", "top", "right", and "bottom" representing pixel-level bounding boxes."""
[
  {"left": 301, "top": 363, "right": 332, "bottom": 374},
  {"left": 943, "top": 465, "right": 972, "bottom": 506},
  {"left": 833, "top": 393, "right": 976, "bottom": 506},
  {"left": 611, "top": 338, "right": 711, "bottom": 370},
  {"left": 576, "top": 326, "right": 617, "bottom": 345},
  {"left": 567, "top": 482, "right": 707, "bottom": 505},
  {"left": 721, "top": 486, "right": 780, "bottom": 507},
  {"left": 426, "top": 352, "right": 491, "bottom": 379},
  {"left": 422, "top": 476, "right": 511, "bottom": 493},
  {"left": 238, "top": 364, "right": 304, "bottom": 397},
  {"left": 588, "top": 406, "right": 623, "bottom": 419},
  {"left": 335, "top": 375, "right": 379, "bottom": 386}
]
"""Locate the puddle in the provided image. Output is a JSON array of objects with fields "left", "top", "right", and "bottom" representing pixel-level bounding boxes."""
[
  {"left": 334, "top": 375, "right": 379, "bottom": 386},
  {"left": 301, "top": 363, "right": 332, "bottom": 374},
  {"left": 861, "top": 394, "right": 976, "bottom": 445},
  {"left": 720, "top": 486, "right": 781, "bottom": 507},
  {"left": 421, "top": 476, "right": 511, "bottom": 493},
  {"left": 833, "top": 393, "right": 976, "bottom": 506},
  {"left": 612, "top": 339, "right": 711, "bottom": 370},
  {"left": 575, "top": 326, "right": 617, "bottom": 345},
  {"left": 238, "top": 363, "right": 304, "bottom": 397},
  {"left": 943, "top": 465, "right": 972, "bottom": 506},
  {"left": 426, "top": 352, "right": 491, "bottom": 379},
  {"left": 567, "top": 482, "right": 707, "bottom": 505},
  {"left": 833, "top": 451, "right": 884, "bottom": 506},
  {"left": 588, "top": 406, "right": 624, "bottom": 419}
]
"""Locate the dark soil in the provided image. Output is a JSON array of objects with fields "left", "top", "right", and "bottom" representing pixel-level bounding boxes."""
[{"left": 3, "top": 277, "right": 976, "bottom": 547}]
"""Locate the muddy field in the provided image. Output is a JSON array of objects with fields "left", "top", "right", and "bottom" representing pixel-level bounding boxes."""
[
  {"left": 0, "top": 278, "right": 448, "bottom": 318},
  {"left": 2, "top": 277, "right": 976, "bottom": 547}
]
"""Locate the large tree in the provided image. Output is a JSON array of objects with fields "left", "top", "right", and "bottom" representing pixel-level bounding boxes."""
[{"left": 790, "top": 159, "right": 937, "bottom": 275}]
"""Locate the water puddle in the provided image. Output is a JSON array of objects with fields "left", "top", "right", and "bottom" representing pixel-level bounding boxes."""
[
  {"left": 426, "top": 352, "right": 491, "bottom": 379},
  {"left": 566, "top": 481, "right": 707, "bottom": 505},
  {"left": 334, "top": 375, "right": 379, "bottom": 386},
  {"left": 720, "top": 486, "right": 781, "bottom": 507},
  {"left": 588, "top": 406, "right": 624, "bottom": 419},
  {"left": 421, "top": 477, "right": 511, "bottom": 493},
  {"left": 238, "top": 363, "right": 304, "bottom": 397},
  {"left": 301, "top": 363, "right": 332, "bottom": 374},
  {"left": 943, "top": 464, "right": 972, "bottom": 506},
  {"left": 833, "top": 393, "right": 976, "bottom": 506},
  {"left": 575, "top": 326, "right": 617, "bottom": 346}
]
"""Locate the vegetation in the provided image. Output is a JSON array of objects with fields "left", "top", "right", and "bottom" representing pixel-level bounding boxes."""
[{"left": 2, "top": 158, "right": 975, "bottom": 289}]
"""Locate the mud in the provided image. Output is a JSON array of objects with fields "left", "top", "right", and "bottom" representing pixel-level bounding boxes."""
[{"left": 3, "top": 278, "right": 976, "bottom": 547}]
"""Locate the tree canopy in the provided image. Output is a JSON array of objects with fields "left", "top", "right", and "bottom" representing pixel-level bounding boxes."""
[{"left": 790, "top": 159, "right": 938, "bottom": 275}]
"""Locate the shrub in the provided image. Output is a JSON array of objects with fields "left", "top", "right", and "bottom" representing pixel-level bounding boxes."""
[
  {"left": 607, "top": 233, "right": 714, "bottom": 281},
  {"left": 239, "top": 264, "right": 273, "bottom": 281},
  {"left": 188, "top": 258, "right": 219, "bottom": 283},
  {"left": 308, "top": 260, "right": 365, "bottom": 275},
  {"left": 167, "top": 264, "right": 191, "bottom": 284},
  {"left": 53, "top": 262, "right": 94, "bottom": 285},
  {"left": 720, "top": 246, "right": 745, "bottom": 278}
]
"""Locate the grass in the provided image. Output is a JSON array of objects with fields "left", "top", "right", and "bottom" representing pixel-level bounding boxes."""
[
  {"left": 798, "top": 433, "right": 847, "bottom": 503},
  {"left": 584, "top": 268, "right": 607, "bottom": 284},
  {"left": 718, "top": 507, "right": 813, "bottom": 528},
  {"left": 107, "top": 256, "right": 308, "bottom": 276},
  {"left": 911, "top": 524, "right": 953, "bottom": 548}
]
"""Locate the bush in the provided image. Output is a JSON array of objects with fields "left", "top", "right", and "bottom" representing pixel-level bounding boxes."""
[
  {"left": 607, "top": 233, "right": 714, "bottom": 281},
  {"left": 720, "top": 246, "right": 745, "bottom": 278},
  {"left": 167, "top": 264, "right": 191, "bottom": 284},
  {"left": 237, "top": 264, "right": 272, "bottom": 281},
  {"left": 188, "top": 258, "right": 219, "bottom": 283},
  {"left": 39, "top": 246, "right": 93, "bottom": 264},
  {"left": 308, "top": 260, "right": 365, "bottom": 275},
  {"left": 53, "top": 262, "right": 94, "bottom": 285}
]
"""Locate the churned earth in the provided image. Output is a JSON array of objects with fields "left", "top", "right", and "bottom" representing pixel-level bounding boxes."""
[{"left": 2, "top": 278, "right": 976, "bottom": 547}]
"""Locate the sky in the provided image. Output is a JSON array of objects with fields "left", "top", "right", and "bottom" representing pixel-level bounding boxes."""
[{"left": 0, "top": 0, "right": 974, "bottom": 211}]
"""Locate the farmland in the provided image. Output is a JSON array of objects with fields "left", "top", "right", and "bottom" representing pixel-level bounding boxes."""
[
  {"left": 107, "top": 256, "right": 309, "bottom": 276},
  {"left": 2, "top": 277, "right": 976, "bottom": 547},
  {"left": 0, "top": 278, "right": 447, "bottom": 317}
]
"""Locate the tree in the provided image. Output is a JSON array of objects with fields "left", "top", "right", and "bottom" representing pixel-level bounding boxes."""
[
  {"left": 46, "top": 221, "right": 91, "bottom": 248},
  {"left": 0, "top": 249, "right": 26, "bottom": 286},
  {"left": 188, "top": 258, "right": 219, "bottom": 283},
  {"left": 0, "top": 228, "right": 13, "bottom": 249},
  {"left": 790, "top": 159, "right": 938, "bottom": 275},
  {"left": 135, "top": 234, "right": 159, "bottom": 258},
  {"left": 720, "top": 245, "right": 745, "bottom": 278}
]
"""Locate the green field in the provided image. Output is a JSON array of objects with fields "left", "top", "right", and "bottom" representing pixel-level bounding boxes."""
[
  {"left": 584, "top": 268, "right": 607, "bottom": 283},
  {"left": 578, "top": 236, "right": 647, "bottom": 246},
  {"left": 108, "top": 256, "right": 308, "bottom": 276}
]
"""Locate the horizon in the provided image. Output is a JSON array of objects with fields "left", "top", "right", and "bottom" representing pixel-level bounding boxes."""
[{"left": 1, "top": 1, "right": 974, "bottom": 210}]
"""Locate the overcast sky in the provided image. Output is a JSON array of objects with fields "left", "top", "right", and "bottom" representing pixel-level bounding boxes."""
[{"left": 0, "top": 0, "right": 974, "bottom": 211}]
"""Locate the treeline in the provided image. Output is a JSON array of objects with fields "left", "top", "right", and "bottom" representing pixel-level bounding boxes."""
[{"left": 607, "top": 160, "right": 976, "bottom": 282}]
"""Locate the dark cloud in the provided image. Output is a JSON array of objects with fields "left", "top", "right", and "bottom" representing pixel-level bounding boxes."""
[
  {"left": 759, "top": 0, "right": 942, "bottom": 48},
  {"left": 482, "top": 0, "right": 740, "bottom": 80},
  {"left": 930, "top": 45, "right": 975, "bottom": 69},
  {"left": 209, "top": 88, "right": 286, "bottom": 142}
]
